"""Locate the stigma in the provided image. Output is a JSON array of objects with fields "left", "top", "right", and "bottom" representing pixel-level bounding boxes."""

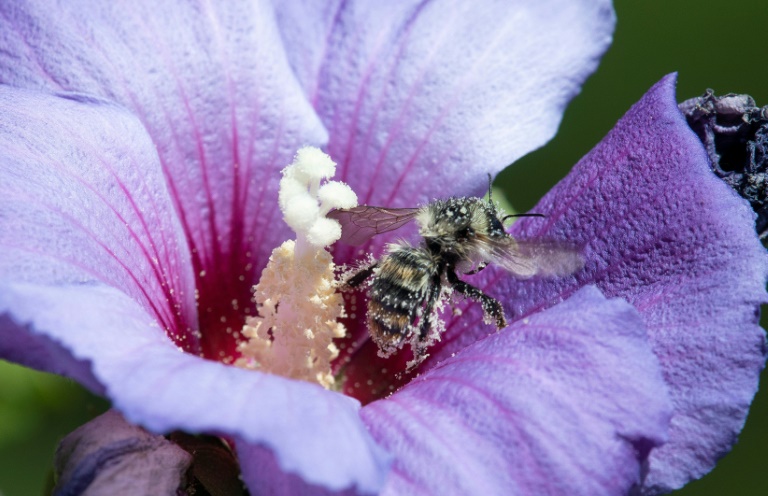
[{"left": 236, "top": 147, "right": 357, "bottom": 388}]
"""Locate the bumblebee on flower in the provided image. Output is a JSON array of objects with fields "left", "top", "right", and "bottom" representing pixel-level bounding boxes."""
[{"left": 0, "top": 1, "right": 765, "bottom": 495}]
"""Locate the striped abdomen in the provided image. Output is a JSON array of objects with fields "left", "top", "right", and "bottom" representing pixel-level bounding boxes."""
[{"left": 367, "top": 246, "right": 439, "bottom": 354}]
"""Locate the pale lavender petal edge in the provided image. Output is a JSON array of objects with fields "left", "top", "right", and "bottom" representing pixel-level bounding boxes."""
[
  {"left": 238, "top": 443, "right": 373, "bottom": 496},
  {"left": 0, "top": 282, "right": 390, "bottom": 494},
  {"left": 0, "top": 85, "right": 198, "bottom": 350}
]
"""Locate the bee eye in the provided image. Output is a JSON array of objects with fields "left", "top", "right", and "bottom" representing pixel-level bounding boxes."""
[
  {"left": 457, "top": 226, "right": 475, "bottom": 241},
  {"left": 490, "top": 217, "right": 504, "bottom": 233}
]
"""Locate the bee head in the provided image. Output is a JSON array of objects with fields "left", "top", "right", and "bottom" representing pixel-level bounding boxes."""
[{"left": 418, "top": 197, "right": 506, "bottom": 257}]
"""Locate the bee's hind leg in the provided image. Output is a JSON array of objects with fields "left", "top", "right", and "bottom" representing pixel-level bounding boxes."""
[
  {"left": 446, "top": 269, "right": 508, "bottom": 329},
  {"left": 417, "top": 274, "right": 443, "bottom": 341},
  {"left": 402, "top": 274, "right": 443, "bottom": 372},
  {"left": 463, "top": 262, "right": 488, "bottom": 275},
  {"left": 346, "top": 261, "right": 379, "bottom": 288}
]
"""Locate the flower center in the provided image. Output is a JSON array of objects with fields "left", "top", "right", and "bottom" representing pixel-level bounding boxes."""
[{"left": 235, "top": 147, "right": 357, "bottom": 388}]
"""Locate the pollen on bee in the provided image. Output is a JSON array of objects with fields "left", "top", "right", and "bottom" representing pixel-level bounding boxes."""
[{"left": 235, "top": 147, "right": 358, "bottom": 389}]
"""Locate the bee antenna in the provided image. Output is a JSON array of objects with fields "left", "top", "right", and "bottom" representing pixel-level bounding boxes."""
[
  {"left": 502, "top": 213, "right": 546, "bottom": 223},
  {"left": 486, "top": 173, "right": 493, "bottom": 202}
]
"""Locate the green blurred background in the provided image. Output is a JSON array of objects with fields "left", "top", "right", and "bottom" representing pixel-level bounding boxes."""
[{"left": 1, "top": 1, "right": 767, "bottom": 495}]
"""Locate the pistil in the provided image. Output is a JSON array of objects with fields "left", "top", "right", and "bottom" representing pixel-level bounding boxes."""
[{"left": 236, "top": 147, "right": 357, "bottom": 388}]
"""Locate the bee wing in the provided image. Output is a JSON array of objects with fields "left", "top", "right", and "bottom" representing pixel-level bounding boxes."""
[
  {"left": 488, "top": 238, "right": 583, "bottom": 278},
  {"left": 328, "top": 206, "right": 421, "bottom": 246}
]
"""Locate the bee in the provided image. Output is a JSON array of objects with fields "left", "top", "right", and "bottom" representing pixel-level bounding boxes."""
[{"left": 330, "top": 191, "right": 581, "bottom": 362}]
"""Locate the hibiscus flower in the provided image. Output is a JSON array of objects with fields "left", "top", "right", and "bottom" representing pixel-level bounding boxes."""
[{"left": 0, "top": 1, "right": 764, "bottom": 495}]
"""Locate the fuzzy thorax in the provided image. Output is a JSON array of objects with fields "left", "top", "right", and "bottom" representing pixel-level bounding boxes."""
[{"left": 236, "top": 147, "right": 357, "bottom": 388}]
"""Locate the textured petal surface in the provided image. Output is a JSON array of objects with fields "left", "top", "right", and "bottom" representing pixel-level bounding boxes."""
[
  {"left": 0, "top": 0, "right": 327, "bottom": 356},
  {"left": 432, "top": 75, "right": 767, "bottom": 492},
  {"left": 0, "top": 282, "right": 390, "bottom": 494},
  {"left": 274, "top": 0, "right": 615, "bottom": 207},
  {"left": 0, "top": 86, "right": 196, "bottom": 349},
  {"left": 0, "top": 87, "right": 387, "bottom": 493},
  {"left": 361, "top": 286, "right": 671, "bottom": 496}
]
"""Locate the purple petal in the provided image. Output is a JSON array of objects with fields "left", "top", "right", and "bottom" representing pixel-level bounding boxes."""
[
  {"left": 54, "top": 410, "right": 191, "bottom": 496},
  {"left": 361, "top": 286, "right": 671, "bottom": 495},
  {"left": 0, "top": 1, "right": 326, "bottom": 355},
  {"left": 0, "top": 85, "right": 197, "bottom": 350},
  {"left": 435, "top": 75, "right": 767, "bottom": 492},
  {"left": 274, "top": 0, "right": 615, "bottom": 206},
  {"left": 0, "top": 282, "right": 390, "bottom": 494},
  {"left": 238, "top": 444, "right": 372, "bottom": 496}
]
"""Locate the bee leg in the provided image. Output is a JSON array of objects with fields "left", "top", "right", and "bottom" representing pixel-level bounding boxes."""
[
  {"left": 346, "top": 261, "right": 379, "bottom": 288},
  {"left": 463, "top": 262, "right": 488, "bottom": 275},
  {"left": 417, "top": 274, "right": 443, "bottom": 341},
  {"left": 446, "top": 270, "right": 507, "bottom": 329}
]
